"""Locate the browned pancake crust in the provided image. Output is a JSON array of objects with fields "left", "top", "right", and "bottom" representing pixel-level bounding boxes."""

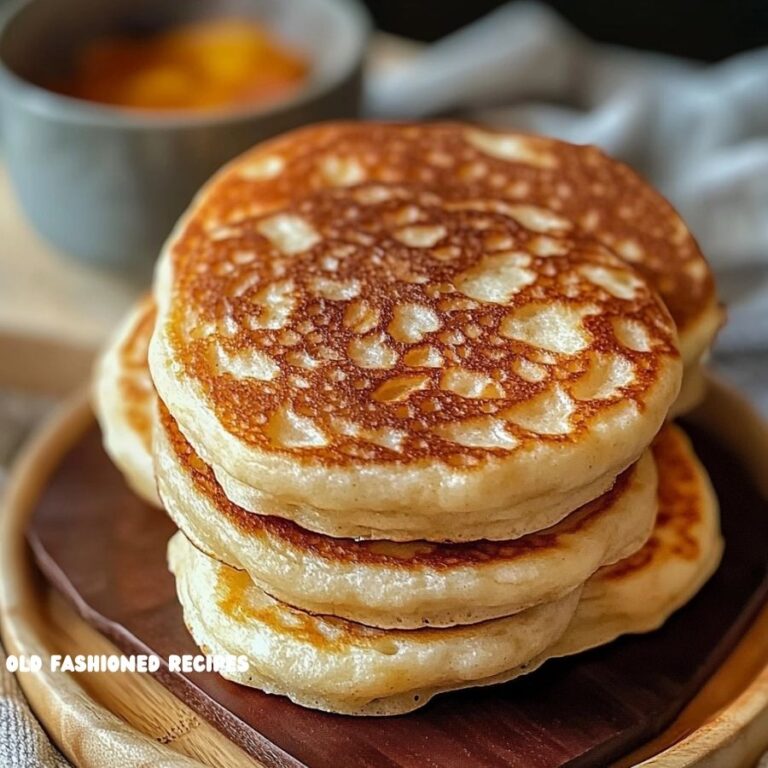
[
  {"left": 600, "top": 425, "right": 701, "bottom": 580},
  {"left": 159, "top": 402, "right": 636, "bottom": 567},
  {"left": 166, "top": 124, "right": 679, "bottom": 465},
  {"left": 183, "top": 122, "right": 715, "bottom": 332}
]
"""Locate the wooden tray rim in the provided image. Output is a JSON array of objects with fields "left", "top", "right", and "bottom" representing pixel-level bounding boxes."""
[{"left": 0, "top": 378, "right": 767, "bottom": 768}]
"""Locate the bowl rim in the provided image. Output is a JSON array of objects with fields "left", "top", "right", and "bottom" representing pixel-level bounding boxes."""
[{"left": 0, "top": 0, "right": 371, "bottom": 129}]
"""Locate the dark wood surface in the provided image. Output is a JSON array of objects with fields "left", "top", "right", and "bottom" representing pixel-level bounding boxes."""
[{"left": 27, "top": 420, "right": 768, "bottom": 768}]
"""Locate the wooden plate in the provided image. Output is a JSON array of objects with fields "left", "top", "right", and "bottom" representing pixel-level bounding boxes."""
[{"left": 1, "top": 378, "right": 768, "bottom": 767}]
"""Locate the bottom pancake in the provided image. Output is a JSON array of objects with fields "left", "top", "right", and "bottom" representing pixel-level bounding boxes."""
[
  {"left": 168, "top": 532, "right": 581, "bottom": 716},
  {"left": 168, "top": 426, "right": 722, "bottom": 715}
]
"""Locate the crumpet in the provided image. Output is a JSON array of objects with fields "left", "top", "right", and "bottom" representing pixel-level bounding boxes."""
[{"left": 150, "top": 124, "right": 682, "bottom": 530}]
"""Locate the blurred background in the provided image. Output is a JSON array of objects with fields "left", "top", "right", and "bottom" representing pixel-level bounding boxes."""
[{"left": 364, "top": 0, "right": 768, "bottom": 59}]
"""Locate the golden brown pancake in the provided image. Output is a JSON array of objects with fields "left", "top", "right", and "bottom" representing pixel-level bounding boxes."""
[
  {"left": 172, "top": 122, "right": 722, "bottom": 362},
  {"left": 168, "top": 425, "right": 722, "bottom": 715},
  {"left": 150, "top": 122, "right": 683, "bottom": 534},
  {"left": 93, "top": 294, "right": 160, "bottom": 506},
  {"left": 156, "top": 400, "right": 658, "bottom": 628}
]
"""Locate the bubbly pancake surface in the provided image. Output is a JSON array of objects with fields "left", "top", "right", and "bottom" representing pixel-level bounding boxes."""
[
  {"left": 171, "top": 122, "right": 720, "bottom": 356},
  {"left": 156, "top": 401, "right": 658, "bottom": 627},
  {"left": 151, "top": 123, "right": 682, "bottom": 518},
  {"left": 165, "top": 122, "right": 721, "bottom": 417},
  {"left": 168, "top": 423, "right": 722, "bottom": 715},
  {"left": 93, "top": 295, "right": 160, "bottom": 506}
]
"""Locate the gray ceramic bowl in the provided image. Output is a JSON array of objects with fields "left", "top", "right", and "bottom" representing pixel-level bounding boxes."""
[{"left": 0, "top": 0, "right": 369, "bottom": 271}]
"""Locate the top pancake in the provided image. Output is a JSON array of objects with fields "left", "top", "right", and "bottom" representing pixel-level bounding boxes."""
[
  {"left": 167, "top": 122, "right": 721, "bottom": 360},
  {"left": 150, "top": 122, "right": 683, "bottom": 518}
]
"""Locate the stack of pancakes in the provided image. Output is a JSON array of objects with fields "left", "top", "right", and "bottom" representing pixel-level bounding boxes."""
[{"left": 94, "top": 122, "right": 724, "bottom": 715}]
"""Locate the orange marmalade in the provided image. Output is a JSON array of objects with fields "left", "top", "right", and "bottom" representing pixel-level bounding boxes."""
[{"left": 50, "top": 19, "right": 308, "bottom": 112}]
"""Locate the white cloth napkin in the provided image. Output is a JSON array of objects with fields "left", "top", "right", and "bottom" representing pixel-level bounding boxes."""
[{"left": 366, "top": 1, "right": 768, "bottom": 412}]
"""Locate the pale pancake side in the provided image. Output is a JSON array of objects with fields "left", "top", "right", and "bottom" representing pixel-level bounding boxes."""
[
  {"left": 211, "top": 455, "right": 619, "bottom": 541},
  {"left": 93, "top": 296, "right": 160, "bottom": 507},
  {"left": 156, "top": 401, "right": 658, "bottom": 628},
  {"left": 669, "top": 361, "right": 708, "bottom": 419},
  {"left": 168, "top": 532, "right": 580, "bottom": 716},
  {"left": 168, "top": 425, "right": 721, "bottom": 716},
  {"left": 554, "top": 422, "right": 723, "bottom": 655}
]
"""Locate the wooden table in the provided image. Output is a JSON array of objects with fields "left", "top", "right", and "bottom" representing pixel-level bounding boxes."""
[{"left": 1, "top": 382, "right": 767, "bottom": 767}]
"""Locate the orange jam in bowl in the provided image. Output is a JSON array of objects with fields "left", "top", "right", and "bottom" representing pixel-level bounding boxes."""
[{"left": 50, "top": 18, "right": 309, "bottom": 112}]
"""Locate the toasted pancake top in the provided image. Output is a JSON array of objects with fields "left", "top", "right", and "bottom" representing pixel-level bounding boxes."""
[
  {"left": 599, "top": 424, "right": 704, "bottom": 581},
  {"left": 161, "top": 125, "right": 680, "bottom": 466},
  {"left": 159, "top": 401, "right": 639, "bottom": 567},
  {"left": 116, "top": 295, "right": 156, "bottom": 451},
  {"left": 184, "top": 122, "right": 716, "bottom": 333}
]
